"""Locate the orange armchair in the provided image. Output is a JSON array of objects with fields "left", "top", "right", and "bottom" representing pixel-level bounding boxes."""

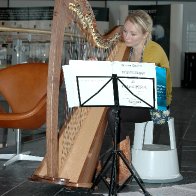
[{"left": 0, "top": 63, "right": 48, "bottom": 167}]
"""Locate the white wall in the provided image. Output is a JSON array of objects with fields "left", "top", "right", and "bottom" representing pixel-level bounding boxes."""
[{"left": 170, "top": 4, "right": 183, "bottom": 87}]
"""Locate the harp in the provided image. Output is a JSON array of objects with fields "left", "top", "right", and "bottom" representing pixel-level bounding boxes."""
[{"left": 31, "top": 0, "right": 128, "bottom": 188}]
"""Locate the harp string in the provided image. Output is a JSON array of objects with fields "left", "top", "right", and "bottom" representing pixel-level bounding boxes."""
[{"left": 58, "top": 0, "right": 123, "bottom": 175}]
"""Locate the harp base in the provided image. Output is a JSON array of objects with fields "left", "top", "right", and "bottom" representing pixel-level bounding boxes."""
[
  {"left": 30, "top": 174, "right": 93, "bottom": 188},
  {"left": 30, "top": 174, "right": 69, "bottom": 186}
]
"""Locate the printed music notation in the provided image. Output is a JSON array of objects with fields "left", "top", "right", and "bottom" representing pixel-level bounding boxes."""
[{"left": 63, "top": 60, "right": 166, "bottom": 110}]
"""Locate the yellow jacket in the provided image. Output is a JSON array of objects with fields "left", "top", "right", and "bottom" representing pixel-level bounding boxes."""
[
  {"left": 113, "top": 40, "right": 172, "bottom": 106},
  {"left": 143, "top": 40, "right": 172, "bottom": 106}
]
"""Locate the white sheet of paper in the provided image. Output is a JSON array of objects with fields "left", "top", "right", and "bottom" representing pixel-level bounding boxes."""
[
  {"left": 111, "top": 61, "right": 157, "bottom": 107},
  {"left": 63, "top": 60, "right": 114, "bottom": 107},
  {"left": 69, "top": 60, "right": 112, "bottom": 76},
  {"left": 63, "top": 60, "right": 157, "bottom": 108},
  {"left": 118, "top": 78, "right": 155, "bottom": 107},
  {"left": 63, "top": 65, "right": 78, "bottom": 107},
  {"left": 77, "top": 77, "right": 114, "bottom": 106}
]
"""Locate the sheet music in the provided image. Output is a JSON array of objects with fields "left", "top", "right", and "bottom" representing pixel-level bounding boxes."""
[
  {"left": 63, "top": 60, "right": 114, "bottom": 107},
  {"left": 63, "top": 60, "right": 159, "bottom": 108},
  {"left": 111, "top": 61, "right": 156, "bottom": 107}
]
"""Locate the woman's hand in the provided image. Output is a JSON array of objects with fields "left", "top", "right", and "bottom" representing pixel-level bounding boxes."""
[{"left": 88, "top": 57, "right": 98, "bottom": 61}]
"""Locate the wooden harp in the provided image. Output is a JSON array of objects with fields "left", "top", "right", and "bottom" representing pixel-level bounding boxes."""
[{"left": 31, "top": 0, "right": 128, "bottom": 188}]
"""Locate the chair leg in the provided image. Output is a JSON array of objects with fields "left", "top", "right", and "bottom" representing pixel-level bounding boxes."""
[
  {"left": 3, "top": 154, "right": 43, "bottom": 167},
  {"left": 0, "top": 129, "right": 43, "bottom": 167}
]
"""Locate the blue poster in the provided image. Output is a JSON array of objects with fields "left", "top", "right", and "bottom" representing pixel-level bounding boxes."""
[{"left": 156, "top": 66, "right": 167, "bottom": 110}]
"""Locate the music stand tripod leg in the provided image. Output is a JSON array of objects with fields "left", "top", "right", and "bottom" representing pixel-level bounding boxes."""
[
  {"left": 91, "top": 107, "right": 120, "bottom": 195},
  {"left": 108, "top": 106, "right": 120, "bottom": 195},
  {"left": 92, "top": 151, "right": 114, "bottom": 189},
  {"left": 92, "top": 74, "right": 152, "bottom": 196},
  {"left": 109, "top": 109, "right": 151, "bottom": 196},
  {"left": 117, "top": 151, "right": 152, "bottom": 196},
  {"left": 109, "top": 74, "right": 151, "bottom": 196},
  {"left": 91, "top": 112, "right": 151, "bottom": 195}
]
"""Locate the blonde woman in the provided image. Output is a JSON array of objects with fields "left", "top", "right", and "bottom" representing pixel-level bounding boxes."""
[{"left": 108, "top": 10, "right": 172, "bottom": 184}]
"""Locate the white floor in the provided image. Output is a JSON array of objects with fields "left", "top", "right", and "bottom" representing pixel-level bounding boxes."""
[{"left": 107, "top": 183, "right": 196, "bottom": 196}]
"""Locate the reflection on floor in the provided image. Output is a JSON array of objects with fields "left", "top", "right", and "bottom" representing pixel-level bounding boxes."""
[{"left": 0, "top": 87, "right": 196, "bottom": 196}]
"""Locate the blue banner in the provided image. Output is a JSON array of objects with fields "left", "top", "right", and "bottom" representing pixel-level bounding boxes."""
[{"left": 156, "top": 66, "right": 167, "bottom": 110}]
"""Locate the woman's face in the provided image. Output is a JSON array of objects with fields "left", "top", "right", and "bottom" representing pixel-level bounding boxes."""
[{"left": 123, "top": 20, "right": 147, "bottom": 48}]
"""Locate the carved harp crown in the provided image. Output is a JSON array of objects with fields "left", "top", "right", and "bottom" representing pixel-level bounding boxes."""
[{"left": 31, "top": 0, "right": 127, "bottom": 188}]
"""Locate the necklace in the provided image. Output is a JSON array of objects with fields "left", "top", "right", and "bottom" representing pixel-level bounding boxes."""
[
  {"left": 129, "top": 41, "right": 147, "bottom": 62},
  {"left": 129, "top": 48, "right": 143, "bottom": 62}
]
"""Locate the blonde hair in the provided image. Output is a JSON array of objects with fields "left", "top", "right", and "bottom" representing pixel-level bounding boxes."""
[{"left": 125, "top": 10, "right": 153, "bottom": 40}]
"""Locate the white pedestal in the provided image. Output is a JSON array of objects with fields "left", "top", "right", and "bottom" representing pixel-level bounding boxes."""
[{"left": 132, "top": 118, "right": 183, "bottom": 183}]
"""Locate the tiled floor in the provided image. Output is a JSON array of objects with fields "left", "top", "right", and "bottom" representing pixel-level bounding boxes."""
[{"left": 0, "top": 87, "right": 196, "bottom": 195}]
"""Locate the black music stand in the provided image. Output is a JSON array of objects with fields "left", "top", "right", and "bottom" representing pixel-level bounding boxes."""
[{"left": 75, "top": 74, "right": 154, "bottom": 196}]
